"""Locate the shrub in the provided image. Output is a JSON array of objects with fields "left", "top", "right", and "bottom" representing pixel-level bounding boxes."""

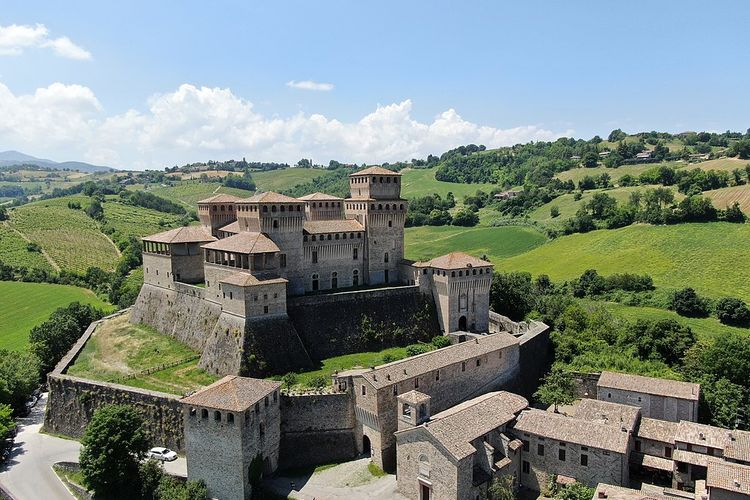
[
  {"left": 715, "top": 297, "right": 750, "bottom": 326},
  {"left": 550, "top": 206, "right": 560, "bottom": 218},
  {"left": 406, "top": 344, "right": 433, "bottom": 356},
  {"left": 451, "top": 208, "right": 479, "bottom": 227},
  {"left": 431, "top": 336, "right": 452, "bottom": 349},
  {"left": 490, "top": 272, "right": 535, "bottom": 321},
  {"left": 281, "top": 373, "right": 298, "bottom": 390},
  {"left": 306, "top": 375, "right": 328, "bottom": 389},
  {"left": 670, "top": 288, "right": 710, "bottom": 317}
]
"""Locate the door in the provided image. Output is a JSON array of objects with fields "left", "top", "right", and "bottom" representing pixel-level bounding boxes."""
[
  {"left": 420, "top": 483, "right": 431, "bottom": 500},
  {"left": 362, "top": 435, "right": 371, "bottom": 457},
  {"left": 458, "top": 315, "right": 467, "bottom": 331}
]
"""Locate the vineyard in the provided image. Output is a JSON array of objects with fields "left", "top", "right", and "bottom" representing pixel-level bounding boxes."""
[
  {"left": 102, "top": 197, "right": 185, "bottom": 238},
  {"left": 0, "top": 223, "right": 55, "bottom": 272}
]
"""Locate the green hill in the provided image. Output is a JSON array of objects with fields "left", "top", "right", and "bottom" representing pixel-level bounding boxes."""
[
  {"left": 497, "top": 222, "right": 750, "bottom": 302},
  {"left": 0, "top": 281, "right": 113, "bottom": 351},
  {"left": 400, "top": 168, "right": 497, "bottom": 199},
  {"left": 0, "top": 223, "right": 56, "bottom": 272},
  {"left": 252, "top": 168, "right": 322, "bottom": 192}
]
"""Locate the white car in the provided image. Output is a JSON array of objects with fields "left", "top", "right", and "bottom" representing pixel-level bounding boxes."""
[{"left": 148, "top": 447, "right": 178, "bottom": 462}]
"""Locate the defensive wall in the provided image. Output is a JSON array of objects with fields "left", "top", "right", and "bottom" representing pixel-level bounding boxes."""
[{"left": 511, "top": 319, "right": 554, "bottom": 399}]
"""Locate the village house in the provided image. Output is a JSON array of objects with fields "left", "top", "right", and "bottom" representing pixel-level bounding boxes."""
[
  {"left": 597, "top": 371, "right": 700, "bottom": 422},
  {"left": 706, "top": 460, "right": 750, "bottom": 500}
]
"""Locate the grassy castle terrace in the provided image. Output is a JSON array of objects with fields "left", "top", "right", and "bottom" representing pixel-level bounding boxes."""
[{"left": 65, "top": 312, "right": 413, "bottom": 395}]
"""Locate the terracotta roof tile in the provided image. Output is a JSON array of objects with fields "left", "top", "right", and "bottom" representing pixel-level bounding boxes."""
[
  {"left": 573, "top": 399, "right": 640, "bottom": 431},
  {"left": 674, "top": 421, "right": 750, "bottom": 461},
  {"left": 593, "top": 483, "right": 673, "bottom": 500},
  {"left": 142, "top": 226, "right": 216, "bottom": 244},
  {"left": 303, "top": 219, "right": 364, "bottom": 234},
  {"left": 202, "top": 232, "right": 280, "bottom": 254},
  {"left": 418, "top": 252, "right": 493, "bottom": 270},
  {"left": 358, "top": 333, "right": 518, "bottom": 389},
  {"left": 198, "top": 194, "right": 242, "bottom": 203},
  {"left": 350, "top": 166, "right": 401, "bottom": 176},
  {"left": 597, "top": 371, "right": 700, "bottom": 401},
  {"left": 298, "top": 192, "right": 343, "bottom": 201},
  {"left": 637, "top": 417, "right": 680, "bottom": 444},
  {"left": 707, "top": 460, "right": 750, "bottom": 495},
  {"left": 181, "top": 375, "right": 280, "bottom": 412},
  {"left": 218, "top": 221, "right": 240, "bottom": 234},
  {"left": 512, "top": 409, "right": 631, "bottom": 454},
  {"left": 219, "top": 272, "right": 288, "bottom": 287},
  {"left": 240, "top": 191, "right": 303, "bottom": 204}
]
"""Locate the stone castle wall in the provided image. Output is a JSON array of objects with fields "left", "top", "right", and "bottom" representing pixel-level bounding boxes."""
[
  {"left": 513, "top": 323, "right": 553, "bottom": 399},
  {"left": 278, "top": 393, "right": 358, "bottom": 469}
]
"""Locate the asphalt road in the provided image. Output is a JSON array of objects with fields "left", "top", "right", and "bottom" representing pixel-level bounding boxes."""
[{"left": 0, "top": 393, "right": 186, "bottom": 500}]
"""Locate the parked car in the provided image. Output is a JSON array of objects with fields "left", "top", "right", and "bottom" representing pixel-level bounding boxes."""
[{"left": 148, "top": 447, "right": 177, "bottom": 462}]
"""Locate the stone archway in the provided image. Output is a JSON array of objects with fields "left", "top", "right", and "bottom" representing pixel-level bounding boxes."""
[
  {"left": 458, "top": 315, "right": 467, "bottom": 331},
  {"left": 362, "top": 435, "right": 371, "bottom": 457}
]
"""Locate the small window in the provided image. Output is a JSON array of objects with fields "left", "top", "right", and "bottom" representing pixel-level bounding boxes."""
[
  {"left": 538, "top": 444, "right": 545, "bottom": 456},
  {"left": 273, "top": 391, "right": 278, "bottom": 402},
  {"left": 264, "top": 396, "right": 269, "bottom": 407},
  {"left": 189, "top": 407, "right": 196, "bottom": 417},
  {"left": 263, "top": 305, "right": 269, "bottom": 314},
  {"left": 607, "top": 392, "right": 612, "bottom": 399},
  {"left": 227, "top": 413, "right": 235, "bottom": 424},
  {"left": 665, "top": 447, "right": 672, "bottom": 459},
  {"left": 461, "top": 361, "right": 466, "bottom": 372},
  {"left": 361, "top": 385, "right": 366, "bottom": 396},
  {"left": 201, "top": 408, "right": 208, "bottom": 419},
  {"left": 522, "top": 440, "right": 529, "bottom": 451},
  {"left": 435, "top": 371, "right": 440, "bottom": 381},
  {"left": 558, "top": 449, "right": 566, "bottom": 461},
  {"left": 581, "top": 454, "right": 588, "bottom": 466},
  {"left": 522, "top": 460, "right": 530, "bottom": 474},
  {"left": 214, "top": 410, "right": 221, "bottom": 421},
  {"left": 414, "top": 378, "right": 419, "bottom": 389},
  {"left": 476, "top": 358, "right": 481, "bottom": 367},
  {"left": 280, "top": 254, "right": 287, "bottom": 267},
  {"left": 393, "top": 386, "right": 398, "bottom": 396}
]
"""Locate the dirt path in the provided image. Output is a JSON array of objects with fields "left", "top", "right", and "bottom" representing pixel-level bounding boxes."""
[{"left": 3, "top": 221, "right": 61, "bottom": 272}]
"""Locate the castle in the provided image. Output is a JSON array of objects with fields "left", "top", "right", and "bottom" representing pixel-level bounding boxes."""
[{"left": 132, "top": 166, "right": 494, "bottom": 375}]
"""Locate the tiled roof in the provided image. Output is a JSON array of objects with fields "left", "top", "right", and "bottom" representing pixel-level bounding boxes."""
[
  {"left": 298, "top": 192, "right": 343, "bottom": 201},
  {"left": 421, "top": 392, "right": 528, "bottom": 460},
  {"left": 218, "top": 221, "right": 240, "bottom": 234},
  {"left": 673, "top": 449, "right": 711, "bottom": 467},
  {"left": 350, "top": 166, "right": 401, "bottom": 176},
  {"left": 512, "top": 409, "right": 631, "bottom": 454},
  {"left": 240, "top": 191, "right": 303, "bottom": 204},
  {"left": 399, "top": 390, "right": 432, "bottom": 405},
  {"left": 674, "top": 421, "right": 750, "bottom": 462},
  {"left": 303, "top": 219, "right": 364, "bottom": 234},
  {"left": 198, "top": 194, "right": 241, "bottom": 203},
  {"left": 629, "top": 451, "right": 674, "bottom": 472},
  {"left": 202, "top": 232, "right": 280, "bottom": 254},
  {"left": 725, "top": 430, "right": 750, "bottom": 462},
  {"left": 707, "top": 460, "right": 750, "bottom": 495},
  {"left": 143, "top": 226, "right": 216, "bottom": 244},
  {"left": 637, "top": 417, "right": 680, "bottom": 444},
  {"left": 219, "top": 272, "right": 288, "bottom": 288},
  {"left": 597, "top": 371, "right": 700, "bottom": 401},
  {"left": 418, "top": 252, "right": 493, "bottom": 270},
  {"left": 180, "top": 375, "right": 280, "bottom": 412},
  {"left": 593, "top": 484, "right": 672, "bottom": 500},
  {"left": 360, "top": 333, "right": 518, "bottom": 389},
  {"left": 573, "top": 399, "right": 640, "bottom": 431}
]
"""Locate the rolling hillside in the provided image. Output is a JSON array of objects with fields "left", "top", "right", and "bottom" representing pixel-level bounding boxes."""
[
  {"left": 400, "top": 168, "right": 497, "bottom": 199},
  {"left": 704, "top": 184, "right": 750, "bottom": 213}
]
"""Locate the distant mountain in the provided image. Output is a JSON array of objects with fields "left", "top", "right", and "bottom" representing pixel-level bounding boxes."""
[{"left": 0, "top": 150, "right": 114, "bottom": 173}]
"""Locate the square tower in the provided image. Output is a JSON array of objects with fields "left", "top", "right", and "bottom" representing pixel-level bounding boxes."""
[
  {"left": 197, "top": 194, "right": 240, "bottom": 237},
  {"left": 181, "top": 376, "right": 282, "bottom": 500},
  {"left": 345, "top": 167, "right": 408, "bottom": 286},
  {"left": 142, "top": 226, "right": 216, "bottom": 288}
]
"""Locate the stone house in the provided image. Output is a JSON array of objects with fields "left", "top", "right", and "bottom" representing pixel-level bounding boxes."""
[
  {"left": 597, "top": 371, "right": 700, "bottom": 422},
  {"left": 394, "top": 391, "right": 528, "bottom": 500},
  {"left": 333, "top": 332, "right": 520, "bottom": 471},
  {"left": 631, "top": 417, "right": 679, "bottom": 483},
  {"left": 181, "top": 376, "right": 282, "bottom": 500},
  {"left": 706, "top": 460, "right": 750, "bottom": 500},
  {"left": 510, "top": 402, "right": 638, "bottom": 490}
]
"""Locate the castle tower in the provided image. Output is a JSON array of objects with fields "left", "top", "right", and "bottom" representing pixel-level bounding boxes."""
[
  {"left": 344, "top": 167, "right": 408, "bottom": 286},
  {"left": 141, "top": 226, "right": 216, "bottom": 288},
  {"left": 235, "top": 192, "right": 306, "bottom": 295},
  {"left": 419, "top": 252, "right": 493, "bottom": 334},
  {"left": 197, "top": 194, "right": 240, "bottom": 237},
  {"left": 298, "top": 192, "right": 345, "bottom": 220},
  {"left": 181, "top": 376, "right": 282, "bottom": 500},
  {"left": 397, "top": 391, "right": 431, "bottom": 431}
]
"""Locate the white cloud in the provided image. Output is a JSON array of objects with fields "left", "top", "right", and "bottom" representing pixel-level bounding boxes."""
[
  {"left": 0, "top": 24, "right": 91, "bottom": 60},
  {"left": 0, "top": 81, "right": 572, "bottom": 169},
  {"left": 286, "top": 80, "right": 335, "bottom": 91}
]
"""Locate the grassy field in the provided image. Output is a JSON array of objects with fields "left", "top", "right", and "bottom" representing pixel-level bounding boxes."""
[
  {"left": 67, "top": 313, "right": 217, "bottom": 395},
  {"left": 147, "top": 182, "right": 253, "bottom": 208},
  {"left": 0, "top": 281, "right": 113, "bottom": 351},
  {"left": 252, "top": 168, "right": 322, "bottom": 192},
  {"left": 498, "top": 222, "right": 750, "bottom": 302},
  {"left": 400, "top": 168, "right": 497, "bottom": 199},
  {"left": 102, "top": 197, "right": 185, "bottom": 238},
  {"left": 0, "top": 223, "right": 55, "bottom": 272},
  {"left": 529, "top": 186, "right": 683, "bottom": 224},
  {"left": 8, "top": 197, "right": 120, "bottom": 273},
  {"left": 405, "top": 225, "right": 547, "bottom": 263},
  {"left": 704, "top": 184, "right": 750, "bottom": 213},
  {"left": 581, "top": 299, "right": 749, "bottom": 340}
]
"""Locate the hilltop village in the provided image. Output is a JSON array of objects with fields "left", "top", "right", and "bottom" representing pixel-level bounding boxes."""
[{"left": 38, "top": 165, "right": 750, "bottom": 500}]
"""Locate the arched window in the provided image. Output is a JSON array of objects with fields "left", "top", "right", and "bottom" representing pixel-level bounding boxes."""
[
  {"left": 384, "top": 252, "right": 389, "bottom": 263},
  {"left": 214, "top": 410, "right": 221, "bottom": 421},
  {"left": 331, "top": 271, "right": 338, "bottom": 289},
  {"left": 271, "top": 205, "right": 277, "bottom": 212},
  {"left": 262, "top": 205, "right": 268, "bottom": 213},
  {"left": 353, "top": 269, "right": 359, "bottom": 286},
  {"left": 418, "top": 454, "right": 431, "bottom": 477},
  {"left": 220, "top": 205, "right": 225, "bottom": 212},
  {"left": 273, "top": 220, "right": 278, "bottom": 228},
  {"left": 312, "top": 274, "right": 319, "bottom": 291},
  {"left": 280, "top": 205, "right": 285, "bottom": 212},
  {"left": 201, "top": 408, "right": 208, "bottom": 419}
]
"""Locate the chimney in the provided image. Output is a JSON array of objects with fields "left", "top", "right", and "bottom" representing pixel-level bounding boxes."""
[
  {"left": 734, "top": 480, "right": 741, "bottom": 488},
  {"left": 699, "top": 432, "right": 705, "bottom": 440},
  {"left": 598, "top": 490, "right": 607, "bottom": 499}
]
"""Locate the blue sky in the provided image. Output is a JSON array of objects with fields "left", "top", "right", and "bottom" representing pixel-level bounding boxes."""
[{"left": 1, "top": 0, "right": 748, "bottom": 169}]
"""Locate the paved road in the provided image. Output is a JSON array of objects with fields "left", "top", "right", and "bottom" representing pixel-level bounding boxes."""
[{"left": 0, "top": 393, "right": 186, "bottom": 500}]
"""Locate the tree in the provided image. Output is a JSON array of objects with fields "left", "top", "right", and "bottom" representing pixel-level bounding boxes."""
[
  {"left": 0, "top": 404, "right": 16, "bottom": 441},
  {"left": 0, "top": 350, "right": 40, "bottom": 413},
  {"left": 581, "top": 151, "right": 598, "bottom": 168},
  {"left": 85, "top": 199, "right": 104, "bottom": 221},
  {"left": 571, "top": 269, "right": 606, "bottom": 297},
  {"left": 490, "top": 272, "right": 535, "bottom": 321},
  {"left": 157, "top": 476, "right": 209, "bottom": 500},
  {"left": 607, "top": 129, "right": 627, "bottom": 142},
  {"left": 550, "top": 206, "right": 560, "bottom": 218},
  {"left": 451, "top": 208, "right": 479, "bottom": 226},
  {"left": 699, "top": 377, "right": 748, "bottom": 429},
  {"left": 721, "top": 202, "right": 747, "bottom": 223},
  {"left": 534, "top": 367, "right": 576, "bottom": 412},
  {"left": 556, "top": 483, "right": 595, "bottom": 500},
  {"left": 670, "top": 288, "right": 710, "bottom": 317},
  {"left": 139, "top": 460, "right": 165, "bottom": 500},
  {"left": 281, "top": 372, "right": 298, "bottom": 390},
  {"left": 484, "top": 474, "right": 516, "bottom": 500},
  {"left": 585, "top": 193, "right": 617, "bottom": 220},
  {"left": 80, "top": 405, "right": 150, "bottom": 499},
  {"left": 624, "top": 319, "right": 695, "bottom": 365},
  {"left": 715, "top": 297, "right": 750, "bottom": 326},
  {"left": 0, "top": 206, "right": 7, "bottom": 221}
]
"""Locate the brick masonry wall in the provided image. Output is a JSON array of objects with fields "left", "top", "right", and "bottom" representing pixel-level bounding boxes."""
[{"left": 278, "top": 393, "right": 358, "bottom": 469}]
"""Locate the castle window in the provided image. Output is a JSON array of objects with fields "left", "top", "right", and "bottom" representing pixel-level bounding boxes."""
[
  {"left": 353, "top": 248, "right": 358, "bottom": 260},
  {"left": 227, "top": 413, "right": 234, "bottom": 424},
  {"left": 273, "top": 220, "right": 278, "bottom": 228},
  {"left": 388, "top": 220, "right": 392, "bottom": 227},
  {"left": 378, "top": 204, "right": 382, "bottom": 210},
  {"left": 212, "top": 206, "right": 217, "bottom": 212},
  {"left": 214, "top": 410, "right": 221, "bottom": 421},
  {"left": 353, "top": 270, "right": 359, "bottom": 286},
  {"left": 362, "top": 385, "right": 366, "bottom": 396},
  {"left": 335, "top": 233, "right": 339, "bottom": 240},
  {"left": 393, "top": 386, "right": 397, "bottom": 396},
  {"left": 263, "top": 294, "right": 267, "bottom": 300},
  {"left": 400, "top": 204, "right": 404, "bottom": 209},
  {"left": 229, "top": 292, "right": 233, "bottom": 300},
  {"left": 327, "top": 234, "right": 332, "bottom": 240},
  {"left": 254, "top": 295, "right": 258, "bottom": 301},
  {"left": 350, "top": 232, "right": 354, "bottom": 238},
  {"left": 297, "top": 206, "right": 301, "bottom": 211},
  {"left": 201, "top": 409, "right": 208, "bottom": 419},
  {"left": 189, "top": 407, "right": 196, "bottom": 417},
  {"left": 156, "top": 270, "right": 159, "bottom": 276},
  {"left": 262, "top": 205, "right": 268, "bottom": 212},
  {"left": 259, "top": 422, "right": 265, "bottom": 436},
  {"left": 461, "top": 361, "right": 466, "bottom": 372},
  {"left": 581, "top": 454, "right": 588, "bottom": 466},
  {"left": 273, "top": 391, "right": 278, "bottom": 402},
  {"left": 459, "top": 271, "right": 462, "bottom": 277},
  {"left": 263, "top": 306, "right": 269, "bottom": 314},
  {"left": 414, "top": 378, "right": 419, "bottom": 389},
  {"left": 264, "top": 396, "right": 269, "bottom": 407},
  {"left": 379, "top": 177, "right": 383, "bottom": 183},
  {"left": 273, "top": 293, "right": 278, "bottom": 299},
  {"left": 558, "top": 449, "right": 566, "bottom": 461},
  {"left": 476, "top": 358, "right": 481, "bottom": 367},
  {"left": 387, "top": 177, "right": 391, "bottom": 183},
  {"left": 402, "top": 403, "right": 411, "bottom": 417},
  {"left": 220, "top": 205, "right": 225, "bottom": 212},
  {"left": 280, "top": 254, "right": 287, "bottom": 267},
  {"left": 271, "top": 205, "right": 277, "bottom": 212},
  {"left": 331, "top": 272, "right": 338, "bottom": 289},
  {"left": 372, "top": 177, "right": 376, "bottom": 183},
  {"left": 312, "top": 251, "right": 318, "bottom": 263},
  {"left": 280, "top": 205, "right": 285, "bottom": 212},
  {"left": 451, "top": 271, "right": 455, "bottom": 277},
  {"left": 384, "top": 252, "right": 389, "bottom": 263},
  {"left": 357, "top": 233, "right": 362, "bottom": 238},
  {"left": 472, "top": 269, "right": 476, "bottom": 275},
  {"left": 311, "top": 235, "right": 316, "bottom": 241}
]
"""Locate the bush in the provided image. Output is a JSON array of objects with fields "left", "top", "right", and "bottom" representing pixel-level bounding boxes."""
[
  {"left": 670, "top": 288, "right": 710, "bottom": 317},
  {"left": 715, "top": 297, "right": 750, "bottom": 326},
  {"left": 406, "top": 343, "right": 434, "bottom": 356},
  {"left": 490, "top": 272, "right": 535, "bottom": 321},
  {"left": 306, "top": 375, "right": 328, "bottom": 389},
  {"left": 451, "top": 208, "right": 479, "bottom": 227},
  {"left": 0, "top": 350, "right": 40, "bottom": 413},
  {"left": 430, "top": 336, "right": 452, "bottom": 349},
  {"left": 281, "top": 373, "right": 298, "bottom": 390},
  {"left": 550, "top": 206, "right": 560, "bottom": 218}
]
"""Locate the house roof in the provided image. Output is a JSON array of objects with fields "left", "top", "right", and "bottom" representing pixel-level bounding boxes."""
[
  {"left": 418, "top": 252, "right": 493, "bottom": 270},
  {"left": 399, "top": 390, "right": 432, "bottom": 406},
  {"left": 725, "top": 430, "right": 750, "bottom": 462},
  {"left": 240, "top": 191, "right": 303, "bottom": 204},
  {"left": 419, "top": 391, "right": 528, "bottom": 460},
  {"left": 298, "top": 192, "right": 343, "bottom": 201},
  {"left": 572, "top": 399, "right": 640, "bottom": 431},
  {"left": 197, "top": 194, "right": 242, "bottom": 204},
  {"left": 512, "top": 409, "right": 631, "bottom": 454},
  {"left": 219, "top": 272, "right": 288, "bottom": 288},
  {"left": 142, "top": 226, "right": 216, "bottom": 244},
  {"left": 637, "top": 417, "right": 680, "bottom": 444},
  {"left": 707, "top": 460, "right": 750, "bottom": 495},
  {"left": 202, "top": 232, "right": 280, "bottom": 254},
  {"left": 358, "top": 333, "right": 518, "bottom": 389},
  {"left": 350, "top": 166, "right": 401, "bottom": 176},
  {"left": 218, "top": 221, "right": 240, "bottom": 234},
  {"left": 597, "top": 371, "right": 700, "bottom": 401},
  {"left": 303, "top": 219, "right": 364, "bottom": 234},
  {"left": 180, "top": 375, "right": 281, "bottom": 412},
  {"left": 629, "top": 452, "right": 674, "bottom": 472},
  {"left": 672, "top": 449, "right": 711, "bottom": 467},
  {"left": 674, "top": 421, "right": 750, "bottom": 461},
  {"left": 592, "top": 484, "right": 672, "bottom": 500}
]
